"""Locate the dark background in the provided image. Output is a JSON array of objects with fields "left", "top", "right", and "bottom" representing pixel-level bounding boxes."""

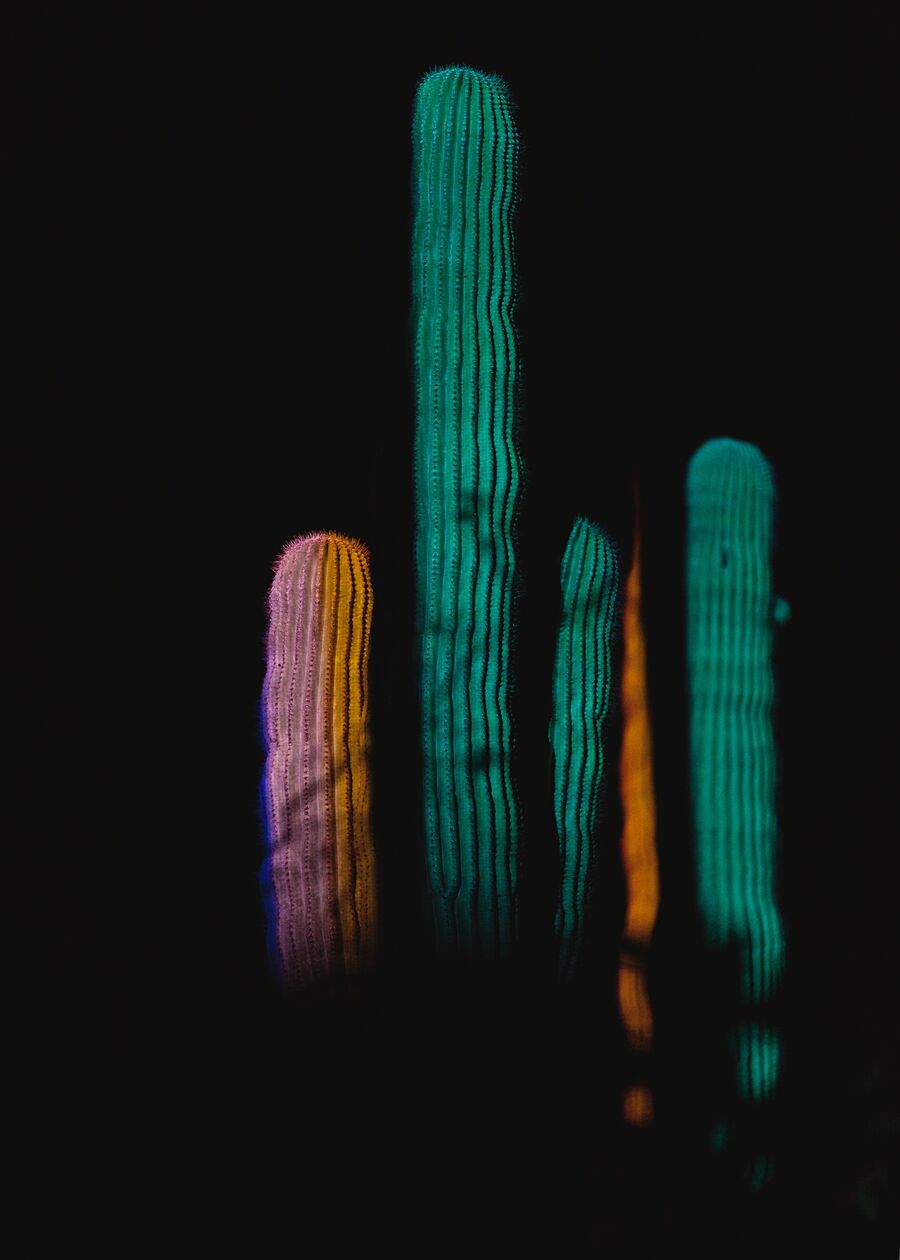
[{"left": 18, "top": 7, "right": 897, "bottom": 1252}]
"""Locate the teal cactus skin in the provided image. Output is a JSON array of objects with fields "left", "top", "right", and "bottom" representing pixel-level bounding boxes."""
[
  {"left": 411, "top": 66, "right": 523, "bottom": 958},
  {"left": 550, "top": 520, "right": 620, "bottom": 979},
  {"left": 686, "top": 438, "right": 786, "bottom": 1105}
]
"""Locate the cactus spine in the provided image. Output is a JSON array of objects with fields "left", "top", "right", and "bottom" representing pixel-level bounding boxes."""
[
  {"left": 412, "top": 66, "right": 523, "bottom": 957},
  {"left": 550, "top": 519, "right": 620, "bottom": 979},
  {"left": 261, "top": 532, "right": 376, "bottom": 989},
  {"left": 686, "top": 438, "right": 785, "bottom": 1102}
]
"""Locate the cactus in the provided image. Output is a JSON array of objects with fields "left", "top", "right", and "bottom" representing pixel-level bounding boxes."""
[
  {"left": 411, "top": 66, "right": 523, "bottom": 957},
  {"left": 550, "top": 519, "right": 620, "bottom": 979},
  {"left": 685, "top": 438, "right": 785, "bottom": 1103},
  {"left": 250, "top": 70, "right": 802, "bottom": 1223},
  {"left": 260, "top": 532, "right": 376, "bottom": 989},
  {"left": 617, "top": 508, "right": 659, "bottom": 1126}
]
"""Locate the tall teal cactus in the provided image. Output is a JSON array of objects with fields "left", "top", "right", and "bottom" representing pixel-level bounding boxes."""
[
  {"left": 686, "top": 438, "right": 786, "bottom": 1106},
  {"left": 412, "top": 66, "right": 523, "bottom": 958},
  {"left": 550, "top": 519, "right": 621, "bottom": 979}
]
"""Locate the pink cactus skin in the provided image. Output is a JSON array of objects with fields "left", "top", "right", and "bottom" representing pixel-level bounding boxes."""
[{"left": 260, "top": 532, "right": 375, "bottom": 990}]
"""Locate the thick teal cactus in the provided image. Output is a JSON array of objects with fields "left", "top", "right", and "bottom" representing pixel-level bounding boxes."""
[
  {"left": 686, "top": 437, "right": 786, "bottom": 1105},
  {"left": 412, "top": 66, "right": 523, "bottom": 957},
  {"left": 550, "top": 519, "right": 620, "bottom": 979}
]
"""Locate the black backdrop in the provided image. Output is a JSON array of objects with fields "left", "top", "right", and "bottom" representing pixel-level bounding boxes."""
[{"left": 18, "top": 8, "right": 897, "bottom": 1252}]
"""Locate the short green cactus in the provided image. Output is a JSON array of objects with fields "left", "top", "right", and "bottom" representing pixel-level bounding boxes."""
[{"left": 550, "top": 519, "right": 620, "bottom": 979}]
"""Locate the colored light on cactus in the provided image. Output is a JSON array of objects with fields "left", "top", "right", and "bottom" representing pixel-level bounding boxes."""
[
  {"left": 622, "top": 1083, "right": 654, "bottom": 1128},
  {"left": 686, "top": 438, "right": 785, "bottom": 1103},
  {"left": 732, "top": 1022, "right": 782, "bottom": 1102},
  {"left": 618, "top": 955, "right": 653, "bottom": 1052},
  {"left": 260, "top": 532, "right": 376, "bottom": 989},
  {"left": 617, "top": 513, "right": 659, "bottom": 1123},
  {"left": 550, "top": 519, "right": 620, "bottom": 978},
  {"left": 412, "top": 66, "right": 523, "bottom": 957}
]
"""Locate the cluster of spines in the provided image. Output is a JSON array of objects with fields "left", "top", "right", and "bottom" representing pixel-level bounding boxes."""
[
  {"left": 686, "top": 438, "right": 785, "bottom": 1104},
  {"left": 260, "top": 532, "right": 376, "bottom": 989},
  {"left": 550, "top": 519, "right": 620, "bottom": 980},
  {"left": 617, "top": 508, "right": 659, "bottom": 1126},
  {"left": 411, "top": 66, "right": 524, "bottom": 957}
]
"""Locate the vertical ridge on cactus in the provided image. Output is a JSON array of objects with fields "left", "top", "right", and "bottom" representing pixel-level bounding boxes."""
[
  {"left": 412, "top": 66, "right": 523, "bottom": 957},
  {"left": 260, "top": 531, "right": 376, "bottom": 989},
  {"left": 686, "top": 438, "right": 785, "bottom": 1105},
  {"left": 550, "top": 519, "right": 620, "bottom": 979},
  {"left": 617, "top": 506, "right": 659, "bottom": 1124}
]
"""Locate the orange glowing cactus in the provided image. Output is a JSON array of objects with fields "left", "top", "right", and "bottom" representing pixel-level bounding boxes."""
[{"left": 617, "top": 507, "right": 659, "bottom": 1125}]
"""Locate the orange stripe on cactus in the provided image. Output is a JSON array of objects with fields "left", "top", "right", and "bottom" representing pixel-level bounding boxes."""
[
  {"left": 261, "top": 532, "right": 376, "bottom": 989},
  {"left": 326, "top": 537, "right": 377, "bottom": 972},
  {"left": 617, "top": 506, "right": 659, "bottom": 1122}
]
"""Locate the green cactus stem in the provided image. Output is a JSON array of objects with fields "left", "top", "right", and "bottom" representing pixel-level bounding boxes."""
[
  {"left": 412, "top": 66, "right": 524, "bottom": 958},
  {"left": 550, "top": 519, "right": 620, "bottom": 979},
  {"left": 686, "top": 437, "right": 786, "bottom": 1106}
]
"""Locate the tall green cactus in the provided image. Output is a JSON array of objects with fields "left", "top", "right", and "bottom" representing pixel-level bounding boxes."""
[
  {"left": 686, "top": 437, "right": 785, "bottom": 1104},
  {"left": 550, "top": 519, "right": 620, "bottom": 979},
  {"left": 412, "top": 66, "right": 523, "bottom": 958}
]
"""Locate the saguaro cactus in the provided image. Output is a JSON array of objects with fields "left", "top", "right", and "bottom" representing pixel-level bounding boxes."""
[
  {"left": 686, "top": 438, "right": 785, "bottom": 1104},
  {"left": 412, "top": 66, "right": 524, "bottom": 958},
  {"left": 550, "top": 519, "right": 620, "bottom": 979},
  {"left": 260, "top": 532, "right": 376, "bottom": 989},
  {"left": 617, "top": 508, "right": 659, "bottom": 1126}
]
